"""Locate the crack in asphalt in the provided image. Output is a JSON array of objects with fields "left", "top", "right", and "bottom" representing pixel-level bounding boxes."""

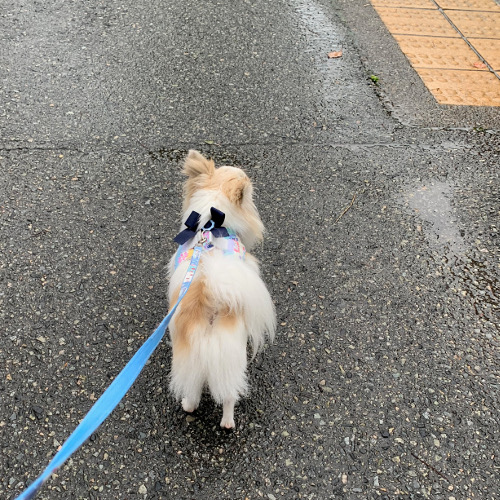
[{"left": 0, "top": 140, "right": 472, "bottom": 155}]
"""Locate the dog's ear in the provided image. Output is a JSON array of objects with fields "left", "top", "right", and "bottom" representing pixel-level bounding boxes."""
[
  {"left": 225, "top": 176, "right": 252, "bottom": 206},
  {"left": 183, "top": 150, "right": 215, "bottom": 178}
]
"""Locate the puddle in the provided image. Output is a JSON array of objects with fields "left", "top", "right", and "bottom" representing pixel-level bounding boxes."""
[
  {"left": 403, "top": 181, "right": 499, "bottom": 329},
  {"left": 405, "top": 181, "right": 466, "bottom": 259}
]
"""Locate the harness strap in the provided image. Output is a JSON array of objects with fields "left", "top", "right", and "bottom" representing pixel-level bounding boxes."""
[{"left": 174, "top": 229, "right": 246, "bottom": 269}]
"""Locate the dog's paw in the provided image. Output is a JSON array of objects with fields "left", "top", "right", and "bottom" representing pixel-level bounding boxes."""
[
  {"left": 182, "top": 398, "right": 197, "bottom": 413},
  {"left": 220, "top": 416, "right": 235, "bottom": 430}
]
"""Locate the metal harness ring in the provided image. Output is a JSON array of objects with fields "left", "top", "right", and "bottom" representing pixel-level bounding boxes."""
[{"left": 203, "top": 219, "right": 215, "bottom": 231}]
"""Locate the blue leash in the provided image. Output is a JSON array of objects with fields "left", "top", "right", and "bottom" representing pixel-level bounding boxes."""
[{"left": 15, "top": 245, "right": 204, "bottom": 500}]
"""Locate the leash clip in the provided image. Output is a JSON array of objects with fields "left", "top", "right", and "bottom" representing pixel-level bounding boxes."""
[
  {"left": 199, "top": 218, "right": 215, "bottom": 244},
  {"left": 198, "top": 229, "right": 212, "bottom": 245}
]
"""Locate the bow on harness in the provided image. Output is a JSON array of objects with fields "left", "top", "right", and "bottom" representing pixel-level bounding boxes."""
[{"left": 174, "top": 207, "right": 229, "bottom": 244}]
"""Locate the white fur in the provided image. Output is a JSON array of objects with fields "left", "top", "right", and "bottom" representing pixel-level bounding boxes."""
[
  {"left": 169, "top": 311, "right": 248, "bottom": 405},
  {"left": 167, "top": 158, "right": 275, "bottom": 429}
]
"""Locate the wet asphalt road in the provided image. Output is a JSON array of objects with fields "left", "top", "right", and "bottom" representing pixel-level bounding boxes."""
[{"left": 1, "top": 0, "right": 499, "bottom": 499}]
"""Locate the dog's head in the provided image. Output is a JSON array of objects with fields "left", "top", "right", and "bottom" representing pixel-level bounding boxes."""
[{"left": 180, "top": 150, "right": 264, "bottom": 249}]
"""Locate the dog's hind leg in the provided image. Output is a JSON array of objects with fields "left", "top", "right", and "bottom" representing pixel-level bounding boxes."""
[
  {"left": 169, "top": 280, "right": 211, "bottom": 413},
  {"left": 205, "top": 313, "right": 248, "bottom": 429},
  {"left": 170, "top": 348, "right": 204, "bottom": 413},
  {"left": 182, "top": 392, "right": 202, "bottom": 414},
  {"left": 169, "top": 324, "right": 206, "bottom": 413},
  {"left": 220, "top": 398, "right": 236, "bottom": 429}
]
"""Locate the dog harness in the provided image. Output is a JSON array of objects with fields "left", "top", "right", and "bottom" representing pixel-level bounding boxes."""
[{"left": 173, "top": 208, "right": 246, "bottom": 269}]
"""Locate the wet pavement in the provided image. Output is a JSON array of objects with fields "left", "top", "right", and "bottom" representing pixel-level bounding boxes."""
[{"left": 1, "top": 0, "right": 499, "bottom": 499}]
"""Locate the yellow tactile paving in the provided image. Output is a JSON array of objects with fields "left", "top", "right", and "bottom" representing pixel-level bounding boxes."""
[
  {"left": 417, "top": 69, "right": 500, "bottom": 105},
  {"left": 393, "top": 35, "right": 488, "bottom": 70},
  {"left": 445, "top": 11, "right": 500, "bottom": 38},
  {"left": 371, "top": 0, "right": 500, "bottom": 106},
  {"left": 437, "top": 0, "right": 500, "bottom": 11},
  {"left": 470, "top": 38, "right": 500, "bottom": 69},
  {"left": 373, "top": 7, "right": 461, "bottom": 36}
]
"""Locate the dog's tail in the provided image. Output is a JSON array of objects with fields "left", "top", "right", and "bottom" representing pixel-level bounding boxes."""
[{"left": 243, "top": 278, "right": 276, "bottom": 358}]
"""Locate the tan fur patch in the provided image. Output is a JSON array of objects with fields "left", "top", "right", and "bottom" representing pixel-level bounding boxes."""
[
  {"left": 215, "top": 309, "right": 241, "bottom": 330},
  {"left": 218, "top": 171, "right": 250, "bottom": 205},
  {"left": 171, "top": 278, "right": 242, "bottom": 350},
  {"left": 171, "top": 279, "right": 212, "bottom": 351}
]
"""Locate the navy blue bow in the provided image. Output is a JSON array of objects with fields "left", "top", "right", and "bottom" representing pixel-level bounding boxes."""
[
  {"left": 174, "top": 207, "right": 229, "bottom": 245},
  {"left": 173, "top": 210, "right": 200, "bottom": 245}
]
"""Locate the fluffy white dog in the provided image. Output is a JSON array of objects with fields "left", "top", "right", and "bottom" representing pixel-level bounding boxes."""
[{"left": 167, "top": 150, "right": 276, "bottom": 429}]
